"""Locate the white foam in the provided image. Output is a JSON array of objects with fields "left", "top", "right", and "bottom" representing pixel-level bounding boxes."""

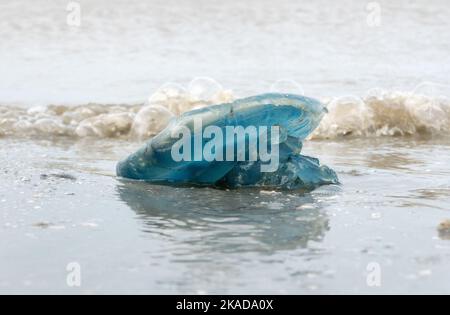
[
  {"left": 312, "top": 88, "right": 450, "bottom": 139},
  {"left": 0, "top": 81, "right": 234, "bottom": 139},
  {"left": 1, "top": 84, "right": 449, "bottom": 140}
]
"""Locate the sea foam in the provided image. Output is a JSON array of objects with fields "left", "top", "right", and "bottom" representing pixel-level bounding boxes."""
[
  {"left": 1, "top": 84, "right": 449, "bottom": 140},
  {"left": 312, "top": 88, "right": 450, "bottom": 139}
]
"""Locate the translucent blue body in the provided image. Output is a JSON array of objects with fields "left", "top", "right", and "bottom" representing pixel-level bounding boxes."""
[{"left": 117, "top": 93, "right": 339, "bottom": 189}]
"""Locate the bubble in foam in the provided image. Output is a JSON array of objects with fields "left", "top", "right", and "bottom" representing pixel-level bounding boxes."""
[
  {"left": 75, "top": 112, "right": 135, "bottom": 138},
  {"left": 147, "top": 82, "right": 190, "bottom": 114},
  {"left": 188, "top": 77, "right": 223, "bottom": 101},
  {"left": 270, "top": 79, "right": 305, "bottom": 96},
  {"left": 147, "top": 79, "right": 234, "bottom": 115},
  {"left": 33, "top": 118, "right": 69, "bottom": 136},
  {"left": 27, "top": 106, "right": 48, "bottom": 115},
  {"left": 130, "top": 105, "right": 174, "bottom": 140},
  {"left": 187, "top": 77, "right": 234, "bottom": 110},
  {"left": 408, "top": 82, "right": 450, "bottom": 133},
  {"left": 313, "top": 95, "right": 373, "bottom": 138},
  {"left": 148, "top": 82, "right": 187, "bottom": 104}
]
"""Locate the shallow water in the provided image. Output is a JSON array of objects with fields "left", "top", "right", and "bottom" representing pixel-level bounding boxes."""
[
  {"left": 1, "top": 0, "right": 450, "bottom": 294},
  {"left": 1, "top": 137, "right": 449, "bottom": 294}
]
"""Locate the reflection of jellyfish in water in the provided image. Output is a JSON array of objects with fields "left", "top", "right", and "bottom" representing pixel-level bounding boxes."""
[{"left": 116, "top": 180, "right": 339, "bottom": 254}]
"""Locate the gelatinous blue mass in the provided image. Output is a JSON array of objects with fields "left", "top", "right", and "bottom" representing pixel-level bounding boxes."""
[{"left": 117, "top": 93, "right": 339, "bottom": 189}]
